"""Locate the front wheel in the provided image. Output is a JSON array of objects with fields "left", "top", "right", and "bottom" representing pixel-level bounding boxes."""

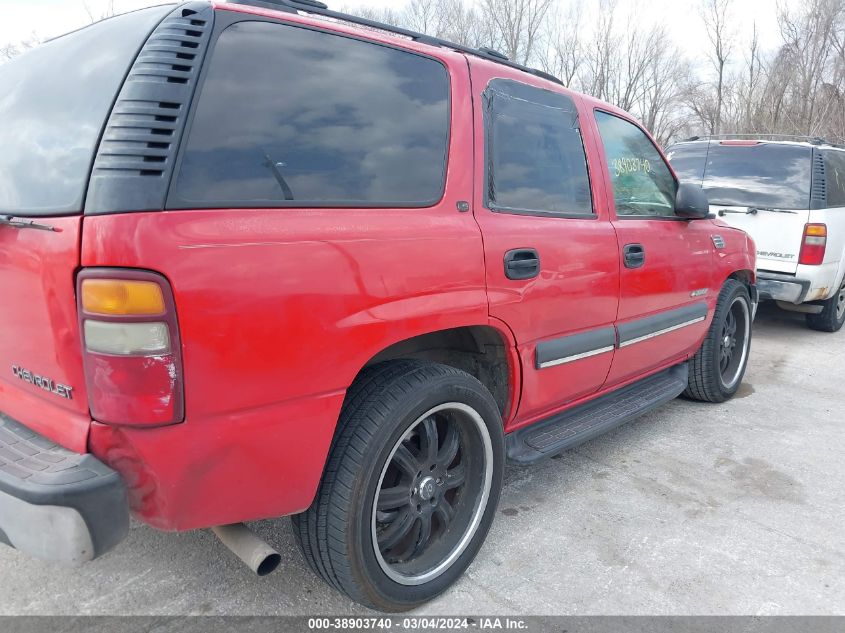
[
  {"left": 685, "top": 279, "right": 753, "bottom": 403},
  {"left": 806, "top": 279, "right": 845, "bottom": 333},
  {"left": 292, "top": 360, "right": 504, "bottom": 612}
]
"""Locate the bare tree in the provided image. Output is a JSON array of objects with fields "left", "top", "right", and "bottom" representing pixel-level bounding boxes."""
[
  {"left": 435, "top": 0, "right": 498, "bottom": 49},
  {"left": 0, "top": 44, "right": 19, "bottom": 62},
  {"left": 343, "top": 4, "right": 403, "bottom": 25},
  {"left": 776, "top": 0, "right": 845, "bottom": 137},
  {"left": 478, "top": 0, "right": 553, "bottom": 65},
  {"left": 701, "top": 0, "right": 735, "bottom": 134},
  {"left": 537, "top": 1, "right": 584, "bottom": 87},
  {"left": 580, "top": 0, "right": 617, "bottom": 101},
  {"left": 634, "top": 30, "right": 694, "bottom": 145},
  {"left": 0, "top": 33, "right": 40, "bottom": 64},
  {"left": 82, "top": 0, "right": 116, "bottom": 23},
  {"left": 402, "top": 0, "right": 442, "bottom": 33}
]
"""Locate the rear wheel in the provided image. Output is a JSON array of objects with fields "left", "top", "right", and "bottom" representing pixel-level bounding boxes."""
[
  {"left": 685, "top": 279, "right": 752, "bottom": 403},
  {"left": 292, "top": 360, "right": 504, "bottom": 612},
  {"left": 806, "top": 279, "right": 845, "bottom": 332}
]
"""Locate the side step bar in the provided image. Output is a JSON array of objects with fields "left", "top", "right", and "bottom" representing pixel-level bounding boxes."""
[{"left": 506, "top": 363, "right": 689, "bottom": 464}]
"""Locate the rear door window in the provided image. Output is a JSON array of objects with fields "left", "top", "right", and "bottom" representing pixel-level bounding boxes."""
[
  {"left": 484, "top": 79, "right": 593, "bottom": 216},
  {"left": 0, "top": 7, "right": 169, "bottom": 216},
  {"left": 170, "top": 21, "right": 450, "bottom": 208},
  {"left": 595, "top": 111, "right": 677, "bottom": 218}
]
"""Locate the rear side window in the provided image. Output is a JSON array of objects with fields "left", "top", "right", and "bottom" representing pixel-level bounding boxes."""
[
  {"left": 0, "top": 7, "right": 169, "bottom": 216},
  {"left": 823, "top": 150, "right": 845, "bottom": 208},
  {"left": 484, "top": 79, "right": 592, "bottom": 216},
  {"left": 595, "top": 111, "right": 677, "bottom": 217},
  {"left": 171, "top": 21, "right": 450, "bottom": 208}
]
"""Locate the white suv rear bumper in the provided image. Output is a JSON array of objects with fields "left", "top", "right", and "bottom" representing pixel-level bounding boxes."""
[{"left": 757, "top": 273, "right": 810, "bottom": 304}]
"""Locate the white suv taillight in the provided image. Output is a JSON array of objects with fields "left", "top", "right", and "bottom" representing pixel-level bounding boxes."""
[
  {"left": 77, "top": 269, "right": 184, "bottom": 427},
  {"left": 799, "top": 223, "right": 827, "bottom": 266}
]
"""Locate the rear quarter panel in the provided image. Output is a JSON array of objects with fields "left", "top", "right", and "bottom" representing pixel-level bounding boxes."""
[{"left": 82, "top": 50, "right": 495, "bottom": 529}]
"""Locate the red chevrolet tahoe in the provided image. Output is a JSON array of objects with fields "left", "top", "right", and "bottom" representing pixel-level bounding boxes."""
[{"left": 0, "top": 0, "right": 757, "bottom": 612}]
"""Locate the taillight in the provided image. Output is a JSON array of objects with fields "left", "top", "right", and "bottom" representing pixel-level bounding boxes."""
[
  {"left": 799, "top": 224, "right": 827, "bottom": 266},
  {"left": 77, "top": 269, "right": 183, "bottom": 427}
]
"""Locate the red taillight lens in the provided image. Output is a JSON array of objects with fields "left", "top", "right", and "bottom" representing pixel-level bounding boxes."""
[
  {"left": 799, "top": 224, "right": 827, "bottom": 266},
  {"left": 77, "top": 269, "right": 183, "bottom": 427}
]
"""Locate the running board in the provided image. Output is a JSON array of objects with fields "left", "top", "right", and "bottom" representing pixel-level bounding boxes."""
[{"left": 506, "top": 363, "right": 689, "bottom": 464}]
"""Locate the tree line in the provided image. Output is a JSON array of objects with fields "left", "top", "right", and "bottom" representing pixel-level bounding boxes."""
[
  {"left": 2, "top": 0, "right": 843, "bottom": 146},
  {"left": 351, "top": 0, "right": 845, "bottom": 146}
]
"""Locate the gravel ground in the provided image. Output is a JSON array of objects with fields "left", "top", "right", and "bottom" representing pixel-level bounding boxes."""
[{"left": 1, "top": 303, "right": 843, "bottom": 615}]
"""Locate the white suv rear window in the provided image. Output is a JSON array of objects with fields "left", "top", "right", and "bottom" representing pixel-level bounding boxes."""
[{"left": 669, "top": 143, "right": 812, "bottom": 210}]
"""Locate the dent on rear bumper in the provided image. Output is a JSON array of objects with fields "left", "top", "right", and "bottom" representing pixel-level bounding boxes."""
[{"left": 88, "top": 390, "right": 345, "bottom": 531}]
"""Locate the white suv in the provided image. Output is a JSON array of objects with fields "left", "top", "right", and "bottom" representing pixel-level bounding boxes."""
[{"left": 667, "top": 136, "right": 845, "bottom": 332}]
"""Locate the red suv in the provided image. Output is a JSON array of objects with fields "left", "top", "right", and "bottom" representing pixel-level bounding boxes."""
[{"left": 0, "top": 0, "right": 757, "bottom": 612}]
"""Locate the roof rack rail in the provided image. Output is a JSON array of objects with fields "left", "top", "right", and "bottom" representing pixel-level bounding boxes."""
[
  {"left": 681, "top": 133, "right": 845, "bottom": 148},
  {"left": 228, "top": 0, "right": 564, "bottom": 85}
]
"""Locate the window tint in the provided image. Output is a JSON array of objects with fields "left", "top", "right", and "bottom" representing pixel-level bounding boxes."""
[
  {"left": 823, "top": 150, "right": 845, "bottom": 208},
  {"left": 0, "top": 7, "right": 169, "bottom": 216},
  {"left": 595, "top": 111, "right": 676, "bottom": 217},
  {"left": 171, "top": 21, "right": 450, "bottom": 208},
  {"left": 484, "top": 79, "right": 592, "bottom": 216},
  {"left": 677, "top": 143, "right": 812, "bottom": 210}
]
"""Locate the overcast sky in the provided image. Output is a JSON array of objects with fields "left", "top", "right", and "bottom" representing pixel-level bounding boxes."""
[{"left": 2, "top": 0, "right": 792, "bottom": 73}]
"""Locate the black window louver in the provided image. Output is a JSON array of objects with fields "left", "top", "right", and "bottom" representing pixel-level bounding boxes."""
[
  {"left": 86, "top": 3, "right": 214, "bottom": 214},
  {"left": 810, "top": 149, "right": 827, "bottom": 209}
]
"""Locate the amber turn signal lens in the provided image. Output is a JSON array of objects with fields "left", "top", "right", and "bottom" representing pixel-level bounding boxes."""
[
  {"left": 804, "top": 224, "right": 827, "bottom": 237},
  {"left": 81, "top": 279, "right": 166, "bottom": 316}
]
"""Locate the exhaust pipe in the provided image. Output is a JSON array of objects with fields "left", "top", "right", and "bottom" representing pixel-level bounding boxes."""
[{"left": 212, "top": 523, "right": 281, "bottom": 576}]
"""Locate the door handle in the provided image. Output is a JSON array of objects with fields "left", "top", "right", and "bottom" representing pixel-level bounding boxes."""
[
  {"left": 623, "top": 243, "right": 645, "bottom": 269},
  {"left": 504, "top": 248, "right": 540, "bottom": 280}
]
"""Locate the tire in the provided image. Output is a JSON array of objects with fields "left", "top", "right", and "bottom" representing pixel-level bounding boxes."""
[
  {"left": 292, "top": 360, "right": 505, "bottom": 612},
  {"left": 685, "top": 279, "right": 753, "bottom": 403},
  {"left": 806, "top": 278, "right": 845, "bottom": 333}
]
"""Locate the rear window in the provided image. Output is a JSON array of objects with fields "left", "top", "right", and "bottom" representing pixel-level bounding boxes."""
[
  {"left": 823, "top": 150, "right": 845, "bottom": 208},
  {"left": 666, "top": 142, "right": 813, "bottom": 210},
  {"left": 170, "top": 21, "right": 450, "bottom": 208},
  {"left": 0, "top": 7, "right": 169, "bottom": 216}
]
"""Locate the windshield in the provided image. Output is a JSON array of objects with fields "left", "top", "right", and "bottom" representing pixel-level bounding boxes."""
[
  {"left": 666, "top": 142, "right": 812, "bottom": 210},
  {"left": 0, "top": 6, "right": 169, "bottom": 216}
]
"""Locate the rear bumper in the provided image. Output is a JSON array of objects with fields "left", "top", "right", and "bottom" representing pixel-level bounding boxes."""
[
  {"left": 756, "top": 273, "right": 810, "bottom": 304},
  {"left": 0, "top": 412, "right": 128, "bottom": 564}
]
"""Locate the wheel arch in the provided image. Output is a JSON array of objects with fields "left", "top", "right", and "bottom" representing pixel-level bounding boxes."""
[
  {"left": 728, "top": 269, "right": 755, "bottom": 286},
  {"left": 354, "top": 324, "right": 519, "bottom": 423}
]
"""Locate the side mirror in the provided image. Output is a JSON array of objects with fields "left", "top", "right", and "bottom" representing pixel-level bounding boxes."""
[{"left": 675, "top": 182, "right": 710, "bottom": 219}]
